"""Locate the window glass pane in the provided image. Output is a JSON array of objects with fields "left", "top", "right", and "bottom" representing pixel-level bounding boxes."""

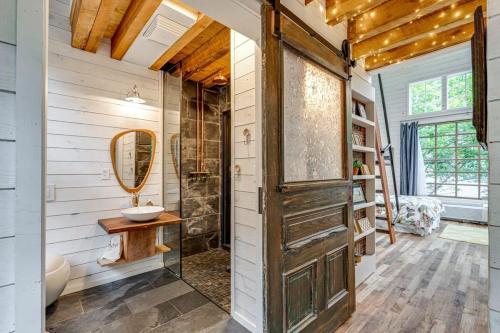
[
  {"left": 458, "top": 173, "right": 478, "bottom": 185},
  {"left": 436, "top": 185, "right": 455, "bottom": 196},
  {"left": 457, "top": 147, "right": 479, "bottom": 159},
  {"left": 480, "top": 186, "right": 488, "bottom": 199},
  {"left": 426, "top": 173, "right": 435, "bottom": 183},
  {"left": 457, "top": 134, "right": 478, "bottom": 146},
  {"left": 481, "top": 159, "right": 489, "bottom": 172},
  {"left": 447, "top": 72, "right": 473, "bottom": 110},
  {"left": 410, "top": 78, "right": 442, "bottom": 115},
  {"left": 436, "top": 135, "right": 456, "bottom": 148},
  {"left": 437, "top": 123, "right": 456, "bottom": 136},
  {"left": 481, "top": 173, "right": 488, "bottom": 185},
  {"left": 436, "top": 173, "right": 455, "bottom": 184},
  {"left": 436, "top": 148, "right": 455, "bottom": 160},
  {"left": 457, "top": 121, "right": 475, "bottom": 134},
  {"left": 426, "top": 184, "right": 436, "bottom": 195},
  {"left": 420, "top": 137, "right": 435, "bottom": 149},
  {"left": 457, "top": 185, "right": 478, "bottom": 198},
  {"left": 282, "top": 47, "right": 344, "bottom": 182},
  {"left": 436, "top": 161, "right": 455, "bottom": 172},
  {"left": 419, "top": 125, "right": 435, "bottom": 138},
  {"left": 425, "top": 162, "right": 435, "bottom": 173},
  {"left": 422, "top": 148, "right": 435, "bottom": 160},
  {"left": 457, "top": 160, "right": 478, "bottom": 173},
  {"left": 480, "top": 148, "right": 488, "bottom": 157}
]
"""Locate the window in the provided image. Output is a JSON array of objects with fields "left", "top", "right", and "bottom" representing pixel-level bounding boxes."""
[
  {"left": 408, "top": 71, "right": 473, "bottom": 115},
  {"left": 419, "top": 120, "right": 488, "bottom": 199},
  {"left": 409, "top": 77, "right": 442, "bottom": 115},
  {"left": 447, "top": 72, "right": 473, "bottom": 110}
]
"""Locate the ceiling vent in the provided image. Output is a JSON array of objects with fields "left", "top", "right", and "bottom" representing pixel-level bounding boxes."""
[{"left": 143, "top": 14, "right": 188, "bottom": 47}]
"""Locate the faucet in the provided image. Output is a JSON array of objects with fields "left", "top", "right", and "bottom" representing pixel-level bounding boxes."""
[{"left": 131, "top": 192, "right": 140, "bottom": 207}]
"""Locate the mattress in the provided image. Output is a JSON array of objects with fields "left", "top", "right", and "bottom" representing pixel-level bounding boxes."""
[{"left": 376, "top": 194, "right": 445, "bottom": 236}]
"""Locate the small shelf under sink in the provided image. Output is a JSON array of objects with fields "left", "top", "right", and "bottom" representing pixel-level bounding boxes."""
[{"left": 97, "top": 211, "right": 181, "bottom": 267}]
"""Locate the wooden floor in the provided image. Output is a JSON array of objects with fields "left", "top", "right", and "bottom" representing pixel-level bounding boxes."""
[{"left": 337, "top": 221, "right": 489, "bottom": 333}]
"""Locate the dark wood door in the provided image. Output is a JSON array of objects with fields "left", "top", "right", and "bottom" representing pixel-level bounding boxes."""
[{"left": 262, "top": 4, "right": 354, "bottom": 333}]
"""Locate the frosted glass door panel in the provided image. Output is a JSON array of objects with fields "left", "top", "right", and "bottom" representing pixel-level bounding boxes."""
[{"left": 283, "top": 47, "right": 345, "bottom": 182}]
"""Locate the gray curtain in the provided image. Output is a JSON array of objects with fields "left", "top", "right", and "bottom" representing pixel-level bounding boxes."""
[{"left": 400, "top": 122, "right": 419, "bottom": 196}]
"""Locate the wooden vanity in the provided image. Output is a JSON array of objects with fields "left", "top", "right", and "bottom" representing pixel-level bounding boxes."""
[{"left": 98, "top": 211, "right": 181, "bottom": 266}]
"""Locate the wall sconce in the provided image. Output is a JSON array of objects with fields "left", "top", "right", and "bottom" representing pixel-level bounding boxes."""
[
  {"left": 125, "top": 85, "right": 146, "bottom": 104},
  {"left": 243, "top": 128, "right": 251, "bottom": 145}
]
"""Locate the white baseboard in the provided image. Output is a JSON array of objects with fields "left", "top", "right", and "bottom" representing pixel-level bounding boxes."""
[
  {"left": 233, "top": 311, "right": 258, "bottom": 333},
  {"left": 61, "top": 261, "right": 164, "bottom": 296}
]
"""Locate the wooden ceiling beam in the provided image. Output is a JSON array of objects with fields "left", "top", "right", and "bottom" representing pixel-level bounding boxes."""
[
  {"left": 111, "top": 0, "right": 162, "bottom": 60},
  {"left": 85, "top": 0, "right": 120, "bottom": 52},
  {"left": 70, "top": 0, "right": 101, "bottom": 49},
  {"left": 352, "top": 0, "right": 484, "bottom": 59},
  {"left": 180, "top": 28, "right": 230, "bottom": 80},
  {"left": 325, "top": 0, "right": 389, "bottom": 26},
  {"left": 364, "top": 22, "right": 474, "bottom": 71},
  {"left": 201, "top": 65, "right": 230, "bottom": 88},
  {"left": 348, "top": 0, "right": 457, "bottom": 43},
  {"left": 150, "top": 15, "right": 214, "bottom": 71}
]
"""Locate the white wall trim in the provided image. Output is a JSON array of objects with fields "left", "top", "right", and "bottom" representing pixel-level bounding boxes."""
[{"left": 15, "top": 0, "right": 48, "bottom": 331}]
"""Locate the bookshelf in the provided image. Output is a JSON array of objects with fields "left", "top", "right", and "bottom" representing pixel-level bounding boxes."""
[{"left": 352, "top": 87, "right": 377, "bottom": 288}]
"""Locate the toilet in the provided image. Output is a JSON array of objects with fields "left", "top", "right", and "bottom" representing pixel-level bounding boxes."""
[{"left": 45, "top": 252, "right": 70, "bottom": 306}]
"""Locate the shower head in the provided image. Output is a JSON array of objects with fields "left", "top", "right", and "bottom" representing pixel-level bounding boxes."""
[{"left": 212, "top": 71, "right": 228, "bottom": 86}]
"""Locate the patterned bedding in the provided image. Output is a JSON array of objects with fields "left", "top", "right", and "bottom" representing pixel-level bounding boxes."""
[{"left": 376, "top": 194, "right": 445, "bottom": 236}]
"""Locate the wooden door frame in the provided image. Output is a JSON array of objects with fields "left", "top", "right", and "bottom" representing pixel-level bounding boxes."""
[{"left": 262, "top": 2, "right": 355, "bottom": 332}]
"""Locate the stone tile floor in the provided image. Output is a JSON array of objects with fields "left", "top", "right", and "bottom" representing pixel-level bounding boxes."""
[
  {"left": 46, "top": 268, "right": 248, "bottom": 333},
  {"left": 182, "top": 248, "right": 231, "bottom": 313}
]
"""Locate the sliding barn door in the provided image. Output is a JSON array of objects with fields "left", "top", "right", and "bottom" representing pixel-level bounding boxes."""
[{"left": 262, "top": 4, "right": 354, "bottom": 332}]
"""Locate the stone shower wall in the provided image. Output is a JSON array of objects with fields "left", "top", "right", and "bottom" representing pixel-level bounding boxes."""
[{"left": 180, "top": 81, "right": 224, "bottom": 257}]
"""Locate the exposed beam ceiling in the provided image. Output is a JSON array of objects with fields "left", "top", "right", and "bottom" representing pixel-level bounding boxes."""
[
  {"left": 150, "top": 15, "right": 214, "bottom": 70},
  {"left": 347, "top": 0, "right": 457, "bottom": 42},
  {"left": 325, "top": 0, "right": 389, "bottom": 26},
  {"left": 111, "top": 0, "right": 163, "bottom": 60},
  {"left": 180, "top": 28, "right": 230, "bottom": 80},
  {"left": 364, "top": 22, "right": 474, "bottom": 70},
  {"left": 70, "top": 0, "right": 101, "bottom": 49},
  {"left": 85, "top": 0, "right": 119, "bottom": 52},
  {"left": 352, "top": 0, "right": 483, "bottom": 59},
  {"left": 308, "top": 0, "right": 483, "bottom": 70}
]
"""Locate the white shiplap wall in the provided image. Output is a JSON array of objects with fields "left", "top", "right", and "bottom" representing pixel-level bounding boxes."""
[
  {"left": 487, "top": 1, "right": 500, "bottom": 331},
  {"left": 231, "top": 31, "right": 263, "bottom": 333},
  {"left": 47, "top": 0, "right": 163, "bottom": 294},
  {"left": 0, "top": 0, "right": 16, "bottom": 331}
]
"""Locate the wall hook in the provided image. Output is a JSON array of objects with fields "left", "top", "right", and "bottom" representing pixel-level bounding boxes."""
[{"left": 243, "top": 128, "right": 251, "bottom": 145}]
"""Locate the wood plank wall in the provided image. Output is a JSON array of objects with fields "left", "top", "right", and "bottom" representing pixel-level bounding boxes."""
[
  {"left": 487, "top": 0, "right": 500, "bottom": 330},
  {"left": 231, "top": 31, "right": 262, "bottom": 332},
  {"left": 47, "top": 0, "right": 163, "bottom": 294},
  {"left": 0, "top": 0, "right": 16, "bottom": 331}
]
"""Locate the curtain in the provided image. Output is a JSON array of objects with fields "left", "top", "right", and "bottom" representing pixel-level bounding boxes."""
[{"left": 400, "top": 122, "right": 420, "bottom": 196}]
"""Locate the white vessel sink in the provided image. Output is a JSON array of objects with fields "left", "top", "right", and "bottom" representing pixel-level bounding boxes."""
[{"left": 121, "top": 206, "right": 165, "bottom": 222}]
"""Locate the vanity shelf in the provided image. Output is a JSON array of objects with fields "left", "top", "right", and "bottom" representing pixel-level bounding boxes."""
[{"left": 98, "top": 211, "right": 181, "bottom": 266}]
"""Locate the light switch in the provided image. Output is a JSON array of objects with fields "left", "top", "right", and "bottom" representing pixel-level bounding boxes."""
[
  {"left": 101, "top": 168, "right": 110, "bottom": 180},
  {"left": 47, "top": 184, "right": 56, "bottom": 202}
]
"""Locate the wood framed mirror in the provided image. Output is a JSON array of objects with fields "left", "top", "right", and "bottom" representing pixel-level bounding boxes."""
[{"left": 110, "top": 129, "right": 156, "bottom": 193}]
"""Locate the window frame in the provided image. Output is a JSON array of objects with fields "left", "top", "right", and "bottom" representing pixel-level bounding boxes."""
[
  {"left": 407, "top": 70, "right": 473, "bottom": 116},
  {"left": 419, "top": 120, "right": 488, "bottom": 200}
]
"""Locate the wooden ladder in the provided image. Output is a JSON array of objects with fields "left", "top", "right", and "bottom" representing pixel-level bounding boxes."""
[{"left": 375, "top": 119, "right": 396, "bottom": 244}]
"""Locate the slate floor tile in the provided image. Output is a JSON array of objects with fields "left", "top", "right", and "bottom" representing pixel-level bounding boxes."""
[{"left": 169, "top": 290, "right": 210, "bottom": 314}]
